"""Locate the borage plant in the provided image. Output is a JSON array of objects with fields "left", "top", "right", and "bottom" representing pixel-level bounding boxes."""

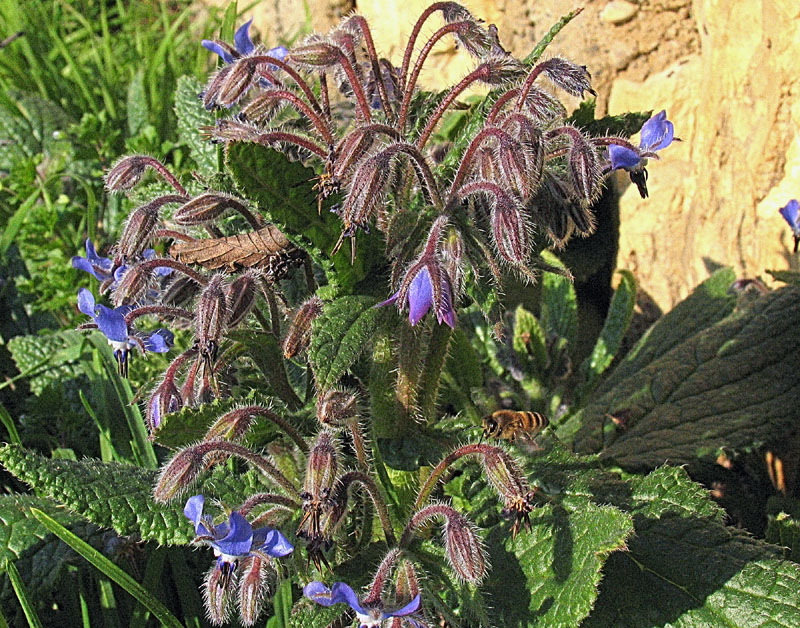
[{"left": 3, "top": 4, "right": 800, "bottom": 628}]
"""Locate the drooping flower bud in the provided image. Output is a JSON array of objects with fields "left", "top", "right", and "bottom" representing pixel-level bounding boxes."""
[
  {"left": 153, "top": 445, "right": 207, "bottom": 502},
  {"left": 537, "top": 56, "right": 596, "bottom": 99},
  {"left": 204, "top": 406, "right": 257, "bottom": 442},
  {"left": 238, "top": 556, "right": 267, "bottom": 627},
  {"left": 491, "top": 200, "right": 530, "bottom": 266},
  {"left": 174, "top": 193, "right": 250, "bottom": 226},
  {"left": 226, "top": 270, "right": 260, "bottom": 328},
  {"left": 394, "top": 559, "right": 420, "bottom": 602},
  {"left": 282, "top": 296, "right": 323, "bottom": 358},
  {"left": 476, "top": 55, "right": 525, "bottom": 86},
  {"left": 112, "top": 263, "right": 151, "bottom": 306},
  {"left": 202, "top": 64, "right": 234, "bottom": 110},
  {"left": 147, "top": 379, "right": 182, "bottom": 432},
  {"left": 105, "top": 155, "right": 148, "bottom": 192},
  {"left": 481, "top": 446, "right": 528, "bottom": 502},
  {"left": 567, "top": 128, "right": 600, "bottom": 207},
  {"left": 303, "top": 431, "right": 339, "bottom": 501},
  {"left": 316, "top": 388, "right": 359, "bottom": 427},
  {"left": 196, "top": 275, "right": 229, "bottom": 366},
  {"left": 117, "top": 203, "right": 160, "bottom": 260},
  {"left": 204, "top": 562, "right": 234, "bottom": 626},
  {"left": 288, "top": 40, "right": 342, "bottom": 68},
  {"left": 217, "top": 58, "right": 258, "bottom": 107}
]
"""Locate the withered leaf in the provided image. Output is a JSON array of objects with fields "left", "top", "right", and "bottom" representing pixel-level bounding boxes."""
[{"left": 170, "top": 225, "right": 302, "bottom": 276}]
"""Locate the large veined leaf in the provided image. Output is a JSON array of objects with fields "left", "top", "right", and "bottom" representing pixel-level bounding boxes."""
[
  {"left": 584, "top": 467, "right": 800, "bottom": 627},
  {"left": 7, "top": 330, "right": 89, "bottom": 395},
  {"left": 150, "top": 398, "right": 240, "bottom": 449},
  {"left": 569, "top": 285, "right": 800, "bottom": 468},
  {"left": 174, "top": 75, "right": 217, "bottom": 174},
  {"left": 0, "top": 495, "right": 80, "bottom": 563},
  {"left": 309, "top": 295, "right": 381, "bottom": 391},
  {"left": 539, "top": 250, "right": 578, "bottom": 350},
  {"left": 0, "top": 445, "right": 265, "bottom": 545}
]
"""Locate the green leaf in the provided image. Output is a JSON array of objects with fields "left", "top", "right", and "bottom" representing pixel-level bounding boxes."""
[
  {"left": 125, "top": 69, "right": 148, "bottom": 136},
  {"left": 4, "top": 559, "right": 44, "bottom": 628},
  {"left": 767, "top": 269, "right": 800, "bottom": 285},
  {"left": 174, "top": 75, "right": 217, "bottom": 174},
  {"left": 767, "top": 512, "right": 800, "bottom": 562},
  {"left": 226, "top": 143, "right": 382, "bottom": 293},
  {"left": 539, "top": 250, "right": 577, "bottom": 349},
  {"left": 512, "top": 305, "right": 548, "bottom": 374},
  {"left": 575, "top": 270, "right": 636, "bottom": 400},
  {"left": 309, "top": 296, "right": 381, "bottom": 391},
  {"left": 584, "top": 467, "right": 800, "bottom": 628},
  {"left": 522, "top": 8, "right": 584, "bottom": 65},
  {"left": 0, "top": 444, "right": 260, "bottom": 545},
  {"left": 6, "top": 331, "right": 88, "bottom": 395},
  {"left": 150, "top": 398, "right": 240, "bottom": 449},
  {"left": 571, "top": 285, "right": 800, "bottom": 468},
  {"left": 30, "top": 508, "right": 183, "bottom": 628},
  {"left": 569, "top": 99, "right": 652, "bottom": 138},
  {"left": 0, "top": 495, "right": 80, "bottom": 563}
]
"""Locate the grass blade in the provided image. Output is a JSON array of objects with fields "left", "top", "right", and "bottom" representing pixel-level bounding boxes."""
[
  {"left": 29, "top": 508, "right": 184, "bottom": 628},
  {"left": 4, "top": 559, "right": 44, "bottom": 628}
]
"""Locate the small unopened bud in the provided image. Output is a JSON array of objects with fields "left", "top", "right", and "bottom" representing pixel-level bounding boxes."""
[
  {"left": 202, "top": 64, "right": 234, "bottom": 110},
  {"left": 106, "top": 155, "right": 148, "bottom": 192},
  {"left": 334, "top": 130, "right": 375, "bottom": 181},
  {"left": 238, "top": 556, "right": 267, "bottom": 626},
  {"left": 207, "top": 119, "right": 261, "bottom": 143},
  {"left": 440, "top": 228, "right": 465, "bottom": 297},
  {"left": 147, "top": 380, "right": 182, "bottom": 432},
  {"left": 174, "top": 194, "right": 249, "bottom": 226},
  {"left": 218, "top": 59, "right": 258, "bottom": 107},
  {"left": 477, "top": 55, "right": 524, "bottom": 86},
  {"left": 481, "top": 446, "right": 529, "bottom": 502},
  {"left": 205, "top": 407, "right": 256, "bottom": 442},
  {"left": 282, "top": 296, "right": 323, "bottom": 358},
  {"left": 288, "top": 41, "right": 341, "bottom": 68},
  {"left": 568, "top": 131, "right": 600, "bottom": 207},
  {"left": 226, "top": 271, "right": 260, "bottom": 328},
  {"left": 204, "top": 563, "right": 234, "bottom": 626},
  {"left": 117, "top": 203, "right": 161, "bottom": 260},
  {"left": 196, "top": 275, "right": 229, "bottom": 364},
  {"left": 440, "top": 2, "right": 475, "bottom": 23},
  {"left": 112, "top": 263, "right": 151, "bottom": 306},
  {"left": 153, "top": 445, "right": 207, "bottom": 502},
  {"left": 316, "top": 388, "right": 359, "bottom": 426},
  {"left": 538, "top": 56, "right": 596, "bottom": 99},
  {"left": 452, "top": 20, "right": 497, "bottom": 59},
  {"left": 303, "top": 431, "right": 339, "bottom": 500},
  {"left": 162, "top": 275, "right": 200, "bottom": 307},
  {"left": 341, "top": 150, "right": 393, "bottom": 230},
  {"left": 491, "top": 201, "right": 530, "bottom": 265},
  {"left": 239, "top": 91, "right": 283, "bottom": 124},
  {"left": 444, "top": 510, "right": 487, "bottom": 583},
  {"left": 394, "top": 559, "right": 420, "bottom": 601},
  {"left": 520, "top": 86, "right": 567, "bottom": 123}
]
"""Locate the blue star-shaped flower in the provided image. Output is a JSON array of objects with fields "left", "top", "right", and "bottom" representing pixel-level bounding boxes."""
[
  {"left": 202, "top": 18, "right": 287, "bottom": 65},
  {"left": 78, "top": 288, "right": 173, "bottom": 376},
  {"left": 304, "top": 581, "right": 423, "bottom": 628},
  {"left": 779, "top": 199, "right": 800, "bottom": 252},
  {"left": 379, "top": 265, "right": 456, "bottom": 329}
]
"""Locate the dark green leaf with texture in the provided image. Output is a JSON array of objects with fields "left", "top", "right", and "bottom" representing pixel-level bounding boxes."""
[
  {"left": 126, "top": 69, "right": 148, "bottom": 136},
  {"left": 0, "top": 444, "right": 262, "bottom": 545},
  {"left": 539, "top": 250, "right": 578, "bottom": 349},
  {"left": 568, "top": 99, "right": 652, "bottom": 138},
  {"left": 0, "top": 494, "right": 80, "bottom": 563},
  {"left": 570, "top": 285, "right": 800, "bottom": 469},
  {"left": 150, "top": 397, "right": 240, "bottom": 449},
  {"left": 584, "top": 466, "right": 800, "bottom": 628},
  {"left": 226, "top": 143, "right": 382, "bottom": 293},
  {"left": 309, "top": 295, "right": 381, "bottom": 391},
  {"left": 7, "top": 330, "right": 90, "bottom": 395},
  {"left": 174, "top": 75, "right": 217, "bottom": 174},
  {"left": 767, "top": 269, "right": 800, "bottom": 285}
]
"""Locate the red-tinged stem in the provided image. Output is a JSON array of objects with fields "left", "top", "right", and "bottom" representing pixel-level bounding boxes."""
[
  {"left": 319, "top": 72, "right": 331, "bottom": 121},
  {"left": 139, "top": 156, "right": 186, "bottom": 196},
  {"left": 514, "top": 63, "right": 548, "bottom": 112},
  {"left": 399, "top": 2, "right": 452, "bottom": 92},
  {"left": 413, "top": 443, "right": 497, "bottom": 510},
  {"left": 378, "top": 143, "right": 443, "bottom": 209},
  {"left": 486, "top": 88, "right": 520, "bottom": 124},
  {"left": 155, "top": 229, "right": 194, "bottom": 242},
  {"left": 399, "top": 22, "right": 469, "bottom": 130},
  {"left": 258, "top": 89, "right": 334, "bottom": 144},
  {"left": 349, "top": 15, "right": 394, "bottom": 119},
  {"left": 336, "top": 471, "right": 397, "bottom": 546},
  {"left": 416, "top": 64, "right": 492, "bottom": 150},
  {"left": 254, "top": 69, "right": 286, "bottom": 90},
  {"left": 125, "top": 305, "right": 193, "bottom": 325},
  {"left": 239, "top": 492, "right": 302, "bottom": 516},
  {"left": 592, "top": 137, "right": 639, "bottom": 150},
  {"left": 246, "top": 54, "right": 323, "bottom": 115},
  {"left": 329, "top": 44, "right": 373, "bottom": 122},
  {"left": 334, "top": 124, "right": 400, "bottom": 154},
  {"left": 364, "top": 548, "right": 401, "bottom": 604},
  {"left": 136, "top": 258, "right": 208, "bottom": 286},
  {"left": 448, "top": 126, "right": 515, "bottom": 201},
  {"left": 254, "top": 131, "right": 328, "bottom": 159}
]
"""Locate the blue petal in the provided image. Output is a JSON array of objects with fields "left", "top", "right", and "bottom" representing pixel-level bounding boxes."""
[
  {"left": 143, "top": 329, "right": 174, "bottom": 353},
  {"left": 214, "top": 511, "right": 253, "bottom": 557},
  {"left": 72, "top": 256, "right": 109, "bottom": 281},
  {"left": 234, "top": 19, "right": 256, "bottom": 56},
  {"left": 376, "top": 290, "right": 400, "bottom": 309},
  {"left": 85, "top": 240, "right": 112, "bottom": 270},
  {"left": 184, "top": 495, "right": 205, "bottom": 527},
  {"left": 77, "top": 288, "right": 97, "bottom": 317},
  {"left": 252, "top": 527, "right": 294, "bottom": 557},
  {"left": 329, "top": 582, "right": 367, "bottom": 614},
  {"left": 779, "top": 199, "right": 800, "bottom": 232},
  {"left": 95, "top": 305, "right": 129, "bottom": 342},
  {"left": 608, "top": 145, "right": 641, "bottom": 171},
  {"left": 202, "top": 40, "right": 235, "bottom": 64},
  {"left": 304, "top": 582, "right": 336, "bottom": 606},
  {"left": 639, "top": 110, "right": 674, "bottom": 151},
  {"left": 407, "top": 266, "right": 433, "bottom": 326},
  {"left": 266, "top": 45, "right": 288, "bottom": 62},
  {"left": 385, "top": 593, "right": 422, "bottom": 618}
]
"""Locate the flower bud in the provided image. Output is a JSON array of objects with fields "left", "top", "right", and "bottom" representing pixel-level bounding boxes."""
[
  {"left": 117, "top": 203, "right": 161, "bottom": 260},
  {"left": 476, "top": 55, "right": 525, "bottom": 86},
  {"left": 444, "top": 510, "right": 487, "bottom": 583},
  {"left": 282, "top": 296, "right": 323, "bottom": 358},
  {"left": 568, "top": 130, "right": 600, "bottom": 208},
  {"left": 202, "top": 64, "right": 234, "bottom": 110},
  {"left": 537, "top": 56, "right": 596, "bottom": 99},
  {"left": 112, "top": 263, "right": 151, "bottom": 306},
  {"left": 226, "top": 270, "right": 260, "bottom": 328},
  {"left": 303, "top": 431, "right": 339, "bottom": 500},
  {"left": 341, "top": 149, "right": 393, "bottom": 231},
  {"left": 196, "top": 275, "right": 229, "bottom": 365},
  {"left": 238, "top": 556, "right": 267, "bottom": 627},
  {"left": 481, "top": 446, "right": 528, "bottom": 502},
  {"left": 333, "top": 130, "right": 375, "bottom": 181},
  {"left": 238, "top": 90, "right": 283, "bottom": 124},
  {"left": 105, "top": 155, "right": 148, "bottom": 192},
  {"left": 218, "top": 58, "right": 258, "bottom": 107},
  {"left": 162, "top": 275, "right": 200, "bottom": 307},
  {"left": 491, "top": 201, "right": 530, "bottom": 266},
  {"left": 204, "top": 407, "right": 257, "bottom": 442},
  {"left": 394, "top": 559, "right": 420, "bottom": 601},
  {"left": 174, "top": 193, "right": 249, "bottom": 226},
  {"left": 147, "top": 379, "right": 182, "bottom": 432},
  {"left": 153, "top": 445, "right": 207, "bottom": 502},
  {"left": 288, "top": 41, "right": 341, "bottom": 68},
  {"left": 520, "top": 85, "right": 567, "bottom": 123},
  {"left": 316, "top": 388, "right": 359, "bottom": 427},
  {"left": 204, "top": 563, "right": 234, "bottom": 626}
]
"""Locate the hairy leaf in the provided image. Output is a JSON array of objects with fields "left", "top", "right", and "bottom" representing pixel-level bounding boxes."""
[
  {"left": 570, "top": 285, "right": 800, "bottom": 468},
  {"left": 174, "top": 75, "right": 217, "bottom": 174},
  {"left": 0, "top": 495, "right": 80, "bottom": 563},
  {"left": 7, "top": 330, "right": 89, "bottom": 395},
  {"left": 512, "top": 304, "right": 548, "bottom": 374},
  {"left": 150, "top": 398, "right": 240, "bottom": 449},
  {"left": 309, "top": 296, "right": 381, "bottom": 391},
  {"left": 539, "top": 250, "right": 578, "bottom": 350},
  {"left": 569, "top": 99, "right": 652, "bottom": 138},
  {"left": 126, "top": 69, "right": 148, "bottom": 136},
  {"left": 584, "top": 467, "right": 800, "bottom": 628},
  {"left": 169, "top": 225, "right": 302, "bottom": 274}
]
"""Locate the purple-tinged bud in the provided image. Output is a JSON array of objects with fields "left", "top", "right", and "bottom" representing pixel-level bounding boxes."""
[
  {"left": 440, "top": 2, "right": 475, "bottom": 23},
  {"left": 566, "top": 129, "right": 601, "bottom": 207},
  {"left": 204, "top": 407, "right": 256, "bottom": 442},
  {"left": 303, "top": 431, "right": 339, "bottom": 500},
  {"left": 226, "top": 270, "right": 260, "bottom": 328},
  {"left": 204, "top": 563, "right": 234, "bottom": 626},
  {"left": 316, "top": 388, "right": 359, "bottom": 427},
  {"left": 537, "top": 56, "right": 596, "bottom": 99},
  {"left": 147, "top": 379, "right": 182, "bottom": 432},
  {"left": 481, "top": 447, "right": 529, "bottom": 502},
  {"left": 162, "top": 275, "right": 200, "bottom": 308},
  {"left": 117, "top": 204, "right": 160, "bottom": 260},
  {"left": 288, "top": 40, "right": 341, "bottom": 68},
  {"left": 501, "top": 114, "right": 545, "bottom": 195},
  {"left": 196, "top": 275, "right": 229, "bottom": 365},
  {"left": 440, "top": 228, "right": 466, "bottom": 297},
  {"left": 491, "top": 201, "right": 530, "bottom": 266},
  {"left": 519, "top": 85, "right": 567, "bottom": 123},
  {"left": 217, "top": 58, "right": 258, "bottom": 107},
  {"left": 105, "top": 155, "right": 148, "bottom": 192},
  {"left": 394, "top": 560, "right": 420, "bottom": 602},
  {"left": 333, "top": 129, "right": 376, "bottom": 181},
  {"left": 202, "top": 64, "right": 234, "bottom": 110},
  {"left": 340, "top": 149, "right": 393, "bottom": 232},
  {"left": 282, "top": 296, "right": 323, "bottom": 359},
  {"left": 238, "top": 556, "right": 267, "bottom": 626},
  {"left": 238, "top": 90, "right": 285, "bottom": 124},
  {"left": 174, "top": 194, "right": 249, "bottom": 226},
  {"left": 476, "top": 55, "right": 525, "bottom": 86},
  {"left": 153, "top": 445, "right": 207, "bottom": 502},
  {"left": 112, "top": 263, "right": 151, "bottom": 307},
  {"left": 206, "top": 118, "right": 261, "bottom": 143},
  {"left": 451, "top": 19, "right": 498, "bottom": 59}
]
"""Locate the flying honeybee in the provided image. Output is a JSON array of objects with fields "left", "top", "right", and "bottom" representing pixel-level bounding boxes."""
[{"left": 480, "top": 410, "right": 549, "bottom": 444}]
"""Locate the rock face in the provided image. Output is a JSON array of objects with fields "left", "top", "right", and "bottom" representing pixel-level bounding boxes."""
[{"left": 205, "top": 0, "right": 800, "bottom": 310}]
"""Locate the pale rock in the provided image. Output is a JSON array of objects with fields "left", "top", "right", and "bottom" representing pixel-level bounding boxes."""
[{"left": 600, "top": 1, "right": 639, "bottom": 25}]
